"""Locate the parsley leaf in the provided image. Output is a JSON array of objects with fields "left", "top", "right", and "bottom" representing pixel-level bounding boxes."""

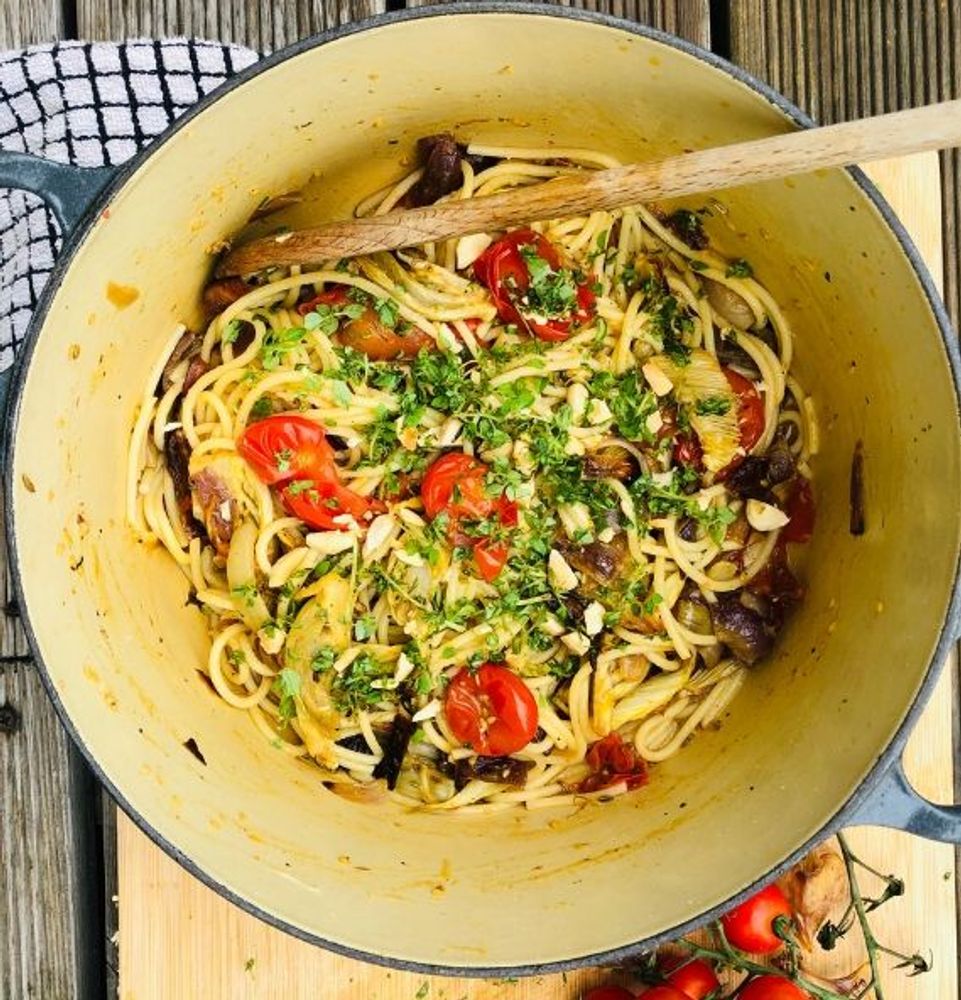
[
  {"left": 694, "top": 395, "right": 732, "bottom": 416},
  {"left": 261, "top": 327, "right": 308, "bottom": 370},
  {"left": 726, "top": 258, "right": 754, "bottom": 279},
  {"left": 518, "top": 245, "right": 578, "bottom": 318},
  {"left": 272, "top": 668, "right": 301, "bottom": 725}
]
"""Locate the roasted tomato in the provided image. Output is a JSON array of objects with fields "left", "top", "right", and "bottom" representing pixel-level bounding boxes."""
[
  {"left": 239, "top": 415, "right": 375, "bottom": 530},
  {"left": 724, "top": 367, "right": 765, "bottom": 452},
  {"left": 721, "top": 884, "right": 794, "bottom": 954},
  {"left": 280, "top": 478, "right": 377, "bottom": 532},
  {"left": 444, "top": 663, "right": 538, "bottom": 756},
  {"left": 297, "top": 285, "right": 350, "bottom": 314},
  {"left": 665, "top": 957, "right": 721, "bottom": 999},
  {"left": 737, "top": 975, "right": 810, "bottom": 1000},
  {"left": 421, "top": 452, "right": 495, "bottom": 520},
  {"left": 238, "top": 415, "right": 334, "bottom": 486},
  {"left": 420, "top": 452, "right": 516, "bottom": 581},
  {"left": 474, "top": 229, "right": 595, "bottom": 342},
  {"left": 579, "top": 733, "right": 648, "bottom": 793},
  {"left": 782, "top": 476, "right": 815, "bottom": 544},
  {"left": 338, "top": 312, "right": 435, "bottom": 360}
]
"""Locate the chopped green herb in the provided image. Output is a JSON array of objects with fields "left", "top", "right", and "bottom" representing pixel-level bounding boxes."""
[
  {"left": 694, "top": 395, "right": 732, "bottom": 417},
  {"left": 726, "top": 258, "right": 754, "bottom": 279},
  {"left": 272, "top": 668, "right": 301, "bottom": 725},
  {"left": 222, "top": 319, "right": 242, "bottom": 345},
  {"left": 261, "top": 327, "right": 308, "bottom": 370},
  {"left": 518, "top": 244, "right": 578, "bottom": 318}
]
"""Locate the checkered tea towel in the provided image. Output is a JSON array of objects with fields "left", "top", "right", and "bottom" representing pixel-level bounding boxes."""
[{"left": 0, "top": 39, "right": 259, "bottom": 372}]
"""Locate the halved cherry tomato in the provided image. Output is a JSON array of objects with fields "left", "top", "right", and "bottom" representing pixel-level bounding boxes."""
[
  {"left": 280, "top": 478, "right": 377, "bottom": 531},
  {"left": 665, "top": 957, "right": 720, "bottom": 999},
  {"left": 421, "top": 453, "right": 495, "bottom": 520},
  {"left": 724, "top": 368, "right": 765, "bottom": 452},
  {"left": 421, "top": 453, "right": 516, "bottom": 581},
  {"left": 583, "top": 987, "right": 636, "bottom": 1000},
  {"left": 737, "top": 975, "right": 810, "bottom": 1000},
  {"left": 474, "top": 229, "right": 595, "bottom": 342},
  {"left": 721, "top": 884, "right": 793, "bottom": 954},
  {"left": 297, "top": 285, "right": 350, "bottom": 314},
  {"left": 579, "top": 733, "right": 648, "bottom": 793},
  {"left": 238, "top": 415, "right": 334, "bottom": 486},
  {"left": 338, "top": 311, "right": 435, "bottom": 360},
  {"left": 444, "top": 663, "right": 538, "bottom": 756},
  {"left": 782, "top": 477, "right": 815, "bottom": 544}
]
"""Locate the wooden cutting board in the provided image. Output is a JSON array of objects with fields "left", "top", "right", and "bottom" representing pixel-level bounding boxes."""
[{"left": 118, "top": 153, "right": 957, "bottom": 1000}]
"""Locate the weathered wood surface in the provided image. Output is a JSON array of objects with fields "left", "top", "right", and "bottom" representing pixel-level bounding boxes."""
[{"left": 1, "top": 3, "right": 960, "bottom": 999}]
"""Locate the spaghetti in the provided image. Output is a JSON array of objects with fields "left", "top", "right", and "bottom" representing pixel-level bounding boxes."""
[{"left": 128, "top": 141, "right": 816, "bottom": 812}]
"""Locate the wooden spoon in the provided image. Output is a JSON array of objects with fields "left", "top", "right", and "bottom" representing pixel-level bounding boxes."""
[{"left": 217, "top": 99, "right": 961, "bottom": 277}]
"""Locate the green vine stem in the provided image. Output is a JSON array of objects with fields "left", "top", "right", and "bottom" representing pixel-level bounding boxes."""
[{"left": 668, "top": 832, "right": 930, "bottom": 1000}]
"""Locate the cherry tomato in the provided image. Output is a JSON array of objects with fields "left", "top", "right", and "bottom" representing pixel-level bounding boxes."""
[
  {"left": 338, "top": 311, "right": 435, "bottom": 360},
  {"left": 665, "top": 957, "right": 720, "bottom": 999},
  {"left": 280, "top": 478, "right": 377, "bottom": 531},
  {"left": 782, "top": 477, "right": 815, "bottom": 544},
  {"left": 421, "top": 453, "right": 516, "bottom": 581},
  {"left": 238, "top": 415, "right": 334, "bottom": 486},
  {"left": 473, "top": 538, "right": 509, "bottom": 583},
  {"left": 297, "top": 285, "right": 350, "bottom": 314},
  {"left": 579, "top": 733, "right": 648, "bottom": 793},
  {"left": 737, "top": 975, "right": 810, "bottom": 1000},
  {"left": 421, "top": 453, "right": 495, "bottom": 520},
  {"left": 582, "top": 987, "right": 636, "bottom": 1000},
  {"left": 474, "top": 229, "right": 595, "bottom": 341},
  {"left": 637, "top": 988, "right": 690, "bottom": 1000},
  {"left": 444, "top": 663, "right": 538, "bottom": 756},
  {"left": 721, "top": 883, "right": 793, "bottom": 954},
  {"left": 724, "top": 368, "right": 765, "bottom": 452}
]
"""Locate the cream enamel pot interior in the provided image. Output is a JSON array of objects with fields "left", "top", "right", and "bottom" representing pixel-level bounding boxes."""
[{"left": 3, "top": 5, "right": 961, "bottom": 975}]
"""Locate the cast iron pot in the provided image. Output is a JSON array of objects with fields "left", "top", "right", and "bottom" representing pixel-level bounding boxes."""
[{"left": 2, "top": 4, "right": 961, "bottom": 976}]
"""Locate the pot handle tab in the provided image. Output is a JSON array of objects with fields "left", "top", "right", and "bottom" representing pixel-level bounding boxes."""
[
  {"left": 0, "top": 150, "right": 114, "bottom": 234},
  {"left": 849, "top": 754, "right": 961, "bottom": 842},
  {"left": 0, "top": 151, "right": 116, "bottom": 426}
]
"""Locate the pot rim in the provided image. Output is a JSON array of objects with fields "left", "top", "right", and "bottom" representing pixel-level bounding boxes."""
[{"left": 5, "top": 1, "right": 961, "bottom": 977}]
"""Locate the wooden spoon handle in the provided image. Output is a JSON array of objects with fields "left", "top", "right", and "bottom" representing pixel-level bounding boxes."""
[{"left": 218, "top": 99, "right": 961, "bottom": 276}]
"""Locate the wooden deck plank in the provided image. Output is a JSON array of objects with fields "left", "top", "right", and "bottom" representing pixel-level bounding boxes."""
[
  {"left": 405, "top": 0, "right": 711, "bottom": 47},
  {"left": 729, "top": 0, "right": 961, "bottom": 331},
  {"left": 0, "top": 0, "right": 66, "bottom": 48},
  {"left": 75, "top": 0, "right": 387, "bottom": 49}
]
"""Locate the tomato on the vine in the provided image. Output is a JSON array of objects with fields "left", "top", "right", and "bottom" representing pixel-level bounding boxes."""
[
  {"left": 721, "top": 884, "right": 794, "bottom": 954},
  {"left": 737, "top": 974, "right": 810, "bottom": 1000},
  {"left": 443, "top": 663, "right": 538, "bottom": 756},
  {"left": 581, "top": 987, "right": 636, "bottom": 1000},
  {"left": 637, "top": 987, "right": 690, "bottom": 1000},
  {"left": 664, "top": 957, "right": 720, "bottom": 999},
  {"left": 474, "top": 229, "right": 595, "bottom": 342}
]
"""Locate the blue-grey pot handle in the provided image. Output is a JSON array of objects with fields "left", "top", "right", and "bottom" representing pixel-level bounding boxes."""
[
  {"left": 849, "top": 753, "right": 961, "bottom": 842},
  {"left": 0, "top": 150, "right": 115, "bottom": 422}
]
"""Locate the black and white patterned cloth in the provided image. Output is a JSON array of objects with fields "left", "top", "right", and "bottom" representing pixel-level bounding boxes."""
[{"left": 0, "top": 39, "right": 259, "bottom": 371}]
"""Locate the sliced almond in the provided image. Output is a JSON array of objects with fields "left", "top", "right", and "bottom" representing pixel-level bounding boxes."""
[
  {"left": 587, "top": 398, "right": 613, "bottom": 425},
  {"left": 646, "top": 409, "right": 664, "bottom": 435},
  {"left": 548, "top": 549, "right": 580, "bottom": 592},
  {"left": 642, "top": 361, "right": 674, "bottom": 396},
  {"left": 583, "top": 601, "right": 606, "bottom": 637},
  {"left": 456, "top": 232, "right": 493, "bottom": 270},
  {"left": 539, "top": 613, "right": 566, "bottom": 637},
  {"left": 412, "top": 699, "right": 441, "bottom": 723},
  {"left": 567, "top": 382, "right": 589, "bottom": 423},
  {"left": 561, "top": 631, "right": 591, "bottom": 656},
  {"left": 306, "top": 531, "right": 357, "bottom": 555},
  {"left": 362, "top": 513, "right": 397, "bottom": 562}
]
